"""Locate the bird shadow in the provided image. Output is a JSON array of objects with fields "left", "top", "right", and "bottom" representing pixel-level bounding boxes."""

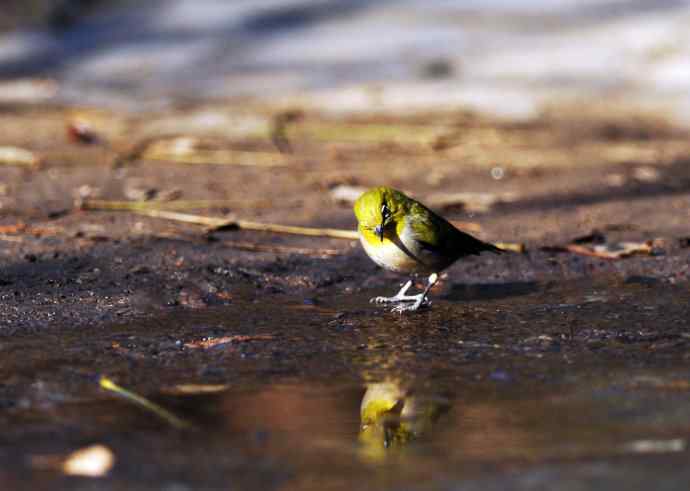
[{"left": 443, "top": 281, "right": 540, "bottom": 302}]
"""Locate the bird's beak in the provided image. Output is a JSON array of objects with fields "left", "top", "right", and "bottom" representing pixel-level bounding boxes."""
[{"left": 374, "top": 224, "right": 384, "bottom": 242}]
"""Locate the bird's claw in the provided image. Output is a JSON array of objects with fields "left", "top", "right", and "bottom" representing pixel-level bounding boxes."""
[
  {"left": 369, "top": 277, "right": 433, "bottom": 312},
  {"left": 370, "top": 296, "right": 407, "bottom": 304},
  {"left": 390, "top": 298, "right": 431, "bottom": 313}
]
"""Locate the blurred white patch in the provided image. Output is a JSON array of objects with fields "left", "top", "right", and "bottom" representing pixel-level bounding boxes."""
[
  {"left": 491, "top": 166, "right": 505, "bottom": 180},
  {"left": 62, "top": 444, "right": 115, "bottom": 477},
  {"left": 624, "top": 439, "right": 686, "bottom": 454},
  {"left": 4, "top": 0, "right": 690, "bottom": 124},
  {"left": 330, "top": 184, "right": 366, "bottom": 205}
]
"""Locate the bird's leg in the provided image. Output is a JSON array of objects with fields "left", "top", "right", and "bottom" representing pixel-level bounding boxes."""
[
  {"left": 370, "top": 279, "right": 417, "bottom": 304},
  {"left": 391, "top": 273, "right": 438, "bottom": 313}
]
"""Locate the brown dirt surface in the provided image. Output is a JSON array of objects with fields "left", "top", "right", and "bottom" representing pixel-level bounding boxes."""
[
  {"left": 1, "top": 102, "right": 689, "bottom": 330},
  {"left": 2, "top": 100, "right": 690, "bottom": 490}
]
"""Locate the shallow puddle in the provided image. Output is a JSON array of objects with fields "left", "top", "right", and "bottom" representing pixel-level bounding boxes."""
[{"left": 1, "top": 277, "right": 690, "bottom": 489}]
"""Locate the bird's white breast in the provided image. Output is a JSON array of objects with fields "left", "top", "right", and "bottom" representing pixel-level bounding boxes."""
[{"left": 359, "top": 222, "right": 430, "bottom": 274}]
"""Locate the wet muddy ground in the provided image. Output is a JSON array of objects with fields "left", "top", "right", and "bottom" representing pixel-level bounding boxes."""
[{"left": 1, "top": 102, "right": 690, "bottom": 489}]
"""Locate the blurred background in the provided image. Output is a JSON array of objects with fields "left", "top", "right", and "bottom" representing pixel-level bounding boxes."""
[{"left": 3, "top": 0, "right": 690, "bottom": 120}]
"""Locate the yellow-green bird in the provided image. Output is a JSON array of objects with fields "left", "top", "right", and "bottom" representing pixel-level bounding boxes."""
[
  {"left": 359, "top": 380, "right": 451, "bottom": 458},
  {"left": 354, "top": 186, "right": 502, "bottom": 312}
]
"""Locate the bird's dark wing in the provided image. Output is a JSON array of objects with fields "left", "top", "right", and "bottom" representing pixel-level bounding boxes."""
[{"left": 408, "top": 202, "right": 503, "bottom": 259}]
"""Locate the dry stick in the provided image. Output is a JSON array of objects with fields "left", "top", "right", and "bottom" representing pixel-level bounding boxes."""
[
  {"left": 142, "top": 149, "right": 289, "bottom": 168},
  {"left": 129, "top": 209, "right": 360, "bottom": 240},
  {"left": 99, "top": 376, "right": 193, "bottom": 430},
  {"left": 291, "top": 122, "right": 447, "bottom": 146},
  {"left": 81, "top": 199, "right": 243, "bottom": 212},
  {"left": 84, "top": 206, "right": 522, "bottom": 251}
]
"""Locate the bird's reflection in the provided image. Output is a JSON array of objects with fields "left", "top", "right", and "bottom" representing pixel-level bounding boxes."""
[{"left": 358, "top": 379, "right": 451, "bottom": 460}]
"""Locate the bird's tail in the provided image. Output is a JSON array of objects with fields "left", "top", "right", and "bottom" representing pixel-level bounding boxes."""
[
  {"left": 483, "top": 241, "right": 504, "bottom": 254},
  {"left": 453, "top": 229, "right": 504, "bottom": 256}
]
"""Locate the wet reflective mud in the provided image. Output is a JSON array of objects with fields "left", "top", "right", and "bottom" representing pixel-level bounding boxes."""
[{"left": 2, "top": 278, "right": 690, "bottom": 490}]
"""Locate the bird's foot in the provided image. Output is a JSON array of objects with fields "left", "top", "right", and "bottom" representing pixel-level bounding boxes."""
[
  {"left": 390, "top": 294, "right": 430, "bottom": 313},
  {"left": 369, "top": 276, "right": 437, "bottom": 312},
  {"left": 370, "top": 280, "right": 415, "bottom": 304},
  {"left": 370, "top": 294, "right": 421, "bottom": 304}
]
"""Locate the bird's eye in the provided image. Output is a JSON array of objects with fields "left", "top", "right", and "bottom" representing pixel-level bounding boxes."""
[{"left": 381, "top": 203, "right": 390, "bottom": 220}]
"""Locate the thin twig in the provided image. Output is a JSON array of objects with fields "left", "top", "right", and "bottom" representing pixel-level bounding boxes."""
[
  {"left": 82, "top": 206, "right": 518, "bottom": 250},
  {"left": 143, "top": 149, "right": 289, "bottom": 167},
  {"left": 226, "top": 219, "right": 360, "bottom": 239},
  {"left": 130, "top": 209, "right": 360, "bottom": 240},
  {"left": 291, "top": 121, "right": 447, "bottom": 146},
  {"left": 99, "top": 376, "right": 193, "bottom": 430},
  {"left": 80, "top": 199, "right": 243, "bottom": 212}
]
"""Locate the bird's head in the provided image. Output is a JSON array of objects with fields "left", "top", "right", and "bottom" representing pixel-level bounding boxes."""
[{"left": 353, "top": 187, "right": 408, "bottom": 241}]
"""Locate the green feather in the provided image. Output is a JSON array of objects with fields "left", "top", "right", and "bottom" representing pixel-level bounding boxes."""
[{"left": 354, "top": 186, "right": 502, "bottom": 271}]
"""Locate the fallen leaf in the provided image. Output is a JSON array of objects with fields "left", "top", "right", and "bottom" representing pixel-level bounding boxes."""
[
  {"left": 0, "top": 222, "right": 26, "bottom": 234},
  {"left": 67, "top": 117, "right": 101, "bottom": 144},
  {"left": 544, "top": 232, "right": 663, "bottom": 259},
  {"left": 566, "top": 241, "right": 655, "bottom": 259},
  {"left": 62, "top": 444, "right": 115, "bottom": 477}
]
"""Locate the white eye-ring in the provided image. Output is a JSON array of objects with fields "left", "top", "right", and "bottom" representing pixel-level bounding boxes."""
[{"left": 381, "top": 203, "right": 390, "bottom": 218}]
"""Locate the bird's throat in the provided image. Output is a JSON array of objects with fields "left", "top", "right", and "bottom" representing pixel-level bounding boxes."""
[{"left": 360, "top": 220, "right": 404, "bottom": 247}]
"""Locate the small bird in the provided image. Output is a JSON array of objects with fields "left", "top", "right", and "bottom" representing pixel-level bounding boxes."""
[
  {"left": 359, "top": 380, "right": 451, "bottom": 457},
  {"left": 353, "top": 186, "right": 502, "bottom": 312}
]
